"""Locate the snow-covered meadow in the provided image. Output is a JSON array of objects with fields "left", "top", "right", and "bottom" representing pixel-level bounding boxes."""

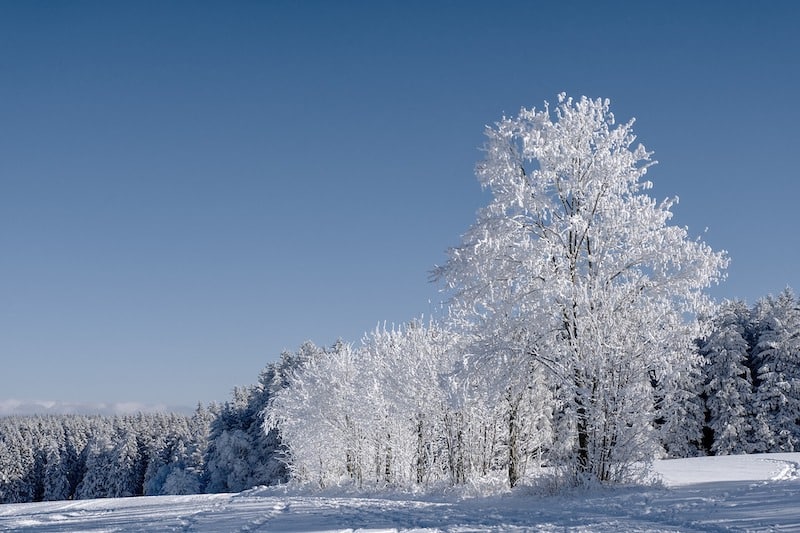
[{"left": 1, "top": 453, "right": 798, "bottom": 532}]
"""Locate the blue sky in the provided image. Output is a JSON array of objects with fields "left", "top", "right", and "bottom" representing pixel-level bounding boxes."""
[{"left": 1, "top": 1, "right": 798, "bottom": 412}]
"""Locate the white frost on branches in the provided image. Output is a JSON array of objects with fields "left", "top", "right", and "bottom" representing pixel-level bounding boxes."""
[
  {"left": 435, "top": 94, "right": 728, "bottom": 483},
  {"left": 266, "top": 94, "right": 729, "bottom": 490}
]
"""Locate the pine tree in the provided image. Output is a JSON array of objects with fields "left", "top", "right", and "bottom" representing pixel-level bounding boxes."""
[
  {"left": 751, "top": 289, "right": 800, "bottom": 451},
  {"left": 42, "top": 429, "right": 71, "bottom": 501},
  {"left": 700, "top": 300, "right": 755, "bottom": 455},
  {"left": 75, "top": 433, "right": 116, "bottom": 499},
  {"left": 657, "top": 357, "right": 706, "bottom": 458}
]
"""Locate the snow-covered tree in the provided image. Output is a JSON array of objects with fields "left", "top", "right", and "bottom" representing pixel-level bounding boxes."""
[
  {"left": 75, "top": 433, "right": 116, "bottom": 499},
  {"left": 204, "top": 427, "right": 256, "bottom": 492},
  {"left": 266, "top": 340, "right": 364, "bottom": 488},
  {"left": 446, "top": 337, "right": 555, "bottom": 487},
  {"left": 109, "top": 429, "right": 143, "bottom": 497},
  {"left": 204, "top": 348, "right": 309, "bottom": 493},
  {"left": 656, "top": 354, "right": 705, "bottom": 458},
  {"left": 41, "top": 429, "right": 71, "bottom": 501},
  {"left": 750, "top": 289, "right": 800, "bottom": 451},
  {"left": 699, "top": 300, "right": 756, "bottom": 455},
  {"left": 266, "top": 324, "right": 468, "bottom": 489},
  {"left": 0, "top": 427, "right": 34, "bottom": 503},
  {"left": 359, "top": 320, "right": 461, "bottom": 487},
  {"left": 435, "top": 94, "right": 728, "bottom": 484}
]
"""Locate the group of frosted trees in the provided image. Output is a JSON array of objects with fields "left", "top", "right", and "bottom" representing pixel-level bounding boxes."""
[
  {"left": 266, "top": 95, "right": 730, "bottom": 488},
  {"left": 3, "top": 292, "right": 797, "bottom": 502},
  {"left": 4, "top": 284, "right": 797, "bottom": 502},
  {"left": 264, "top": 287, "right": 800, "bottom": 491},
  {"left": 266, "top": 322, "right": 554, "bottom": 489}
]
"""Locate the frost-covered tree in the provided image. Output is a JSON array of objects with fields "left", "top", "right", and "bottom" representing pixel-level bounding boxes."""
[
  {"left": 493, "top": 364, "right": 553, "bottom": 487},
  {"left": 42, "top": 431, "right": 71, "bottom": 501},
  {"left": 446, "top": 337, "right": 554, "bottom": 487},
  {"left": 0, "top": 429, "right": 33, "bottom": 503},
  {"left": 266, "top": 340, "right": 363, "bottom": 488},
  {"left": 699, "top": 300, "right": 756, "bottom": 455},
  {"left": 435, "top": 94, "right": 728, "bottom": 484},
  {"left": 109, "top": 430, "right": 142, "bottom": 498},
  {"left": 266, "top": 325, "right": 467, "bottom": 489},
  {"left": 360, "top": 320, "right": 461, "bottom": 487}
]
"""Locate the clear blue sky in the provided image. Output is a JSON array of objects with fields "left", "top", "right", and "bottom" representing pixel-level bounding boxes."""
[{"left": 1, "top": 1, "right": 798, "bottom": 412}]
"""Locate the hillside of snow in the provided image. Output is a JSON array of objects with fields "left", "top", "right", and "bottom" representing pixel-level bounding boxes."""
[{"left": 1, "top": 453, "right": 798, "bottom": 532}]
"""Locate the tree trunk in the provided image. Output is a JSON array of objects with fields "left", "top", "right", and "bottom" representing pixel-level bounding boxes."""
[
  {"left": 384, "top": 433, "right": 392, "bottom": 483},
  {"left": 507, "top": 393, "right": 520, "bottom": 488},
  {"left": 415, "top": 417, "right": 425, "bottom": 484},
  {"left": 575, "top": 373, "right": 590, "bottom": 477}
]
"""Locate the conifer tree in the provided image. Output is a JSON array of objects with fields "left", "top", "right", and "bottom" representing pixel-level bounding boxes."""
[
  {"left": 700, "top": 300, "right": 755, "bottom": 455},
  {"left": 751, "top": 289, "right": 800, "bottom": 451}
]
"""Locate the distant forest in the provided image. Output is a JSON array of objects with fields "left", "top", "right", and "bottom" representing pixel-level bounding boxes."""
[
  {"left": 0, "top": 352, "right": 293, "bottom": 503},
  {"left": 1, "top": 290, "right": 799, "bottom": 503}
]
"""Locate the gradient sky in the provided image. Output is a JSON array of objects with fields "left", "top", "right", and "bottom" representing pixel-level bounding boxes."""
[{"left": 1, "top": 1, "right": 798, "bottom": 412}]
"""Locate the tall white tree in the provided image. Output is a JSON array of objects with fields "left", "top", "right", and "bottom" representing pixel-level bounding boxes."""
[{"left": 435, "top": 94, "right": 728, "bottom": 484}]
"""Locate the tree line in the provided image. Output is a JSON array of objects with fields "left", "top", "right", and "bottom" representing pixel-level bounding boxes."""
[
  {"left": 264, "top": 290, "right": 800, "bottom": 491},
  {"left": 0, "top": 350, "right": 305, "bottom": 503},
  {"left": 0, "top": 411, "right": 211, "bottom": 503},
  {"left": 2, "top": 291, "right": 797, "bottom": 503}
]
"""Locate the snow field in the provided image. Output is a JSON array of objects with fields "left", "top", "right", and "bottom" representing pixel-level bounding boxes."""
[{"left": 1, "top": 453, "right": 798, "bottom": 532}]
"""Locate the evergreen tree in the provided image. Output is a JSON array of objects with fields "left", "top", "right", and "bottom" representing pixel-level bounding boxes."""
[
  {"left": 205, "top": 348, "right": 307, "bottom": 493},
  {"left": 42, "top": 429, "right": 71, "bottom": 501},
  {"left": 700, "top": 301, "right": 755, "bottom": 455},
  {"left": 657, "top": 358, "right": 706, "bottom": 458},
  {"left": 750, "top": 289, "right": 800, "bottom": 451},
  {"left": 75, "top": 433, "right": 116, "bottom": 499}
]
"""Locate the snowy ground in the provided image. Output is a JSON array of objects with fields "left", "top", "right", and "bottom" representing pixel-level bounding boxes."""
[{"left": 1, "top": 453, "right": 799, "bottom": 532}]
